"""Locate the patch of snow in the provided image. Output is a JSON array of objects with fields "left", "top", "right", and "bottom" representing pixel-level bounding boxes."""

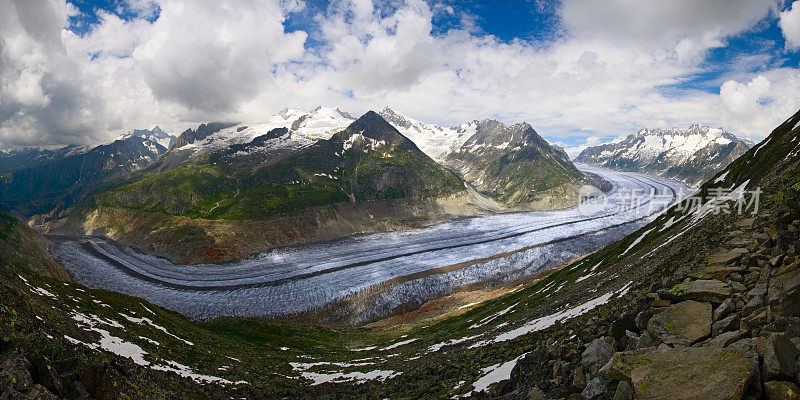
[
  {"left": 380, "top": 338, "right": 417, "bottom": 351},
  {"left": 713, "top": 170, "right": 729, "bottom": 184},
  {"left": 469, "top": 303, "right": 518, "bottom": 330},
  {"left": 472, "top": 282, "right": 633, "bottom": 347},
  {"left": 620, "top": 227, "right": 656, "bottom": 256},
  {"left": 471, "top": 352, "right": 529, "bottom": 393},
  {"left": 119, "top": 313, "right": 194, "bottom": 346},
  {"left": 427, "top": 334, "right": 482, "bottom": 353}
]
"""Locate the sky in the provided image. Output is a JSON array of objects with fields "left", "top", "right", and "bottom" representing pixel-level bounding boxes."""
[{"left": 2, "top": 0, "right": 800, "bottom": 150}]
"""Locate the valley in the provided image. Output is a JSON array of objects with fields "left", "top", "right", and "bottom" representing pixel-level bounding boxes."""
[{"left": 46, "top": 166, "right": 688, "bottom": 324}]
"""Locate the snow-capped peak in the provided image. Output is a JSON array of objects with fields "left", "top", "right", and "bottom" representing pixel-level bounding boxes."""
[
  {"left": 377, "top": 107, "right": 474, "bottom": 162},
  {"left": 119, "top": 126, "right": 176, "bottom": 151},
  {"left": 177, "top": 107, "right": 356, "bottom": 158}
]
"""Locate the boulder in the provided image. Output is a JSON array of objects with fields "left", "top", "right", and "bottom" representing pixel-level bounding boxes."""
[
  {"left": 0, "top": 351, "right": 33, "bottom": 393},
  {"left": 769, "top": 265, "right": 800, "bottom": 317},
  {"left": 571, "top": 366, "right": 587, "bottom": 391},
  {"left": 697, "top": 265, "right": 746, "bottom": 281},
  {"left": 581, "top": 376, "right": 610, "bottom": 400},
  {"left": 582, "top": 338, "right": 615, "bottom": 375},
  {"left": 714, "top": 298, "right": 736, "bottom": 321},
  {"left": 762, "top": 333, "right": 799, "bottom": 380},
  {"left": 667, "top": 280, "right": 733, "bottom": 304},
  {"left": 613, "top": 380, "right": 633, "bottom": 400},
  {"left": 765, "top": 381, "right": 800, "bottom": 400},
  {"left": 647, "top": 300, "right": 712, "bottom": 345},
  {"left": 708, "top": 331, "right": 743, "bottom": 348},
  {"left": 708, "top": 252, "right": 745, "bottom": 267},
  {"left": 601, "top": 347, "right": 756, "bottom": 400},
  {"left": 628, "top": 347, "right": 756, "bottom": 400},
  {"left": 735, "top": 218, "right": 755, "bottom": 230},
  {"left": 712, "top": 314, "right": 739, "bottom": 336},
  {"left": 524, "top": 386, "right": 547, "bottom": 400}
]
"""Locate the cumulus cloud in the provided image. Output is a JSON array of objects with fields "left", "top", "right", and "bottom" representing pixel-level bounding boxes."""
[
  {"left": 720, "top": 71, "right": 800, "bottom": 138},
  {"left": 780, "top": 1, "right": 800, "bottom": 49},
  {"left": 0, "top": 0, "right": 797, "bottom": 149}
]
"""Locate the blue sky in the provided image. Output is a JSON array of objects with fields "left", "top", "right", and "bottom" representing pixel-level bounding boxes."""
[{"left": 2, "top": 0, "right": 800, "bottom": 149}]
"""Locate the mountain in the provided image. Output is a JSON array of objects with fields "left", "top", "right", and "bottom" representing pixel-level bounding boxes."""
[
  {"left": 0, "top": 134, "right": 170, "bottom": 217},
  {"left": 156, "top": 106, "right": 354, "bottom": 170},
  {"left": 0, "top": 145, "right": 89, "bottom": 174},
  {"left": 445, "top": 120, "right": 591, "bottom": 208},
  {"left": 49, "top": 111, "right": 491, "bottom": 264},
  {"left": 2, "top": 109, "right": 797, "bottom": 399},
  {"left": 378, "top": 107, "right": 475, "bottom": 162},
  {"left": 575, "top": 124, "right": 751, "bottom": 185},
  {"left": 120, "top": 125, "right": 175, "bottom": 149},
  {"left": 379, "top": 107, "right": 600, "bottom": 209}
]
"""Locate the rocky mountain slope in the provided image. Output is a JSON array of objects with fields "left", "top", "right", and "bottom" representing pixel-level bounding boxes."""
[
  {"left": 575, "top": 124, "right": 751, "bottom": 186},
  {"left": 380, "top": 108, "right": 599, "bottom": 209},
  {"left": 445, "top": 120, "right": 590, "bottom": 208},
  {"left": 0, "top": 128, "right": 173, "bottom": 217},
  {"left": 49, "top": 112, "right": 493, "bottom": 264},
  {"left": 1, "top": 108, "right": 799, "bottom": 399}
]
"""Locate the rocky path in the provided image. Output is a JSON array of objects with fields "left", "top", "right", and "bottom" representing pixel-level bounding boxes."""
[{"left": 496, "top": 210, "right": 800, "bottom": 400}]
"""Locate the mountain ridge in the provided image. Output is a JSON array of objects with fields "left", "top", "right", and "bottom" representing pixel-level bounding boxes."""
[{"left": 575, "top": 123, "right": 751, "bottom": 185}]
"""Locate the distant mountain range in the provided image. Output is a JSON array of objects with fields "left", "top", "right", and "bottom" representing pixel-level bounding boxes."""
[
  {"left": 574, "top": 124, "right": 752, "bottom": 185},
  {"left": 379, "top": 108, "right": 596, "bottom": 209},
  {"left": 29, "top": 108, "right": 599, "bottom": 263},
  {"left": 0, "top": 127, "right": 174, "bottom": 217}
]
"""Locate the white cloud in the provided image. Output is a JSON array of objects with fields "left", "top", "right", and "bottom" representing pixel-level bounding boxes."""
[
  {"left": 780, "top": 1, "right": 800, "bottom": 49},
  {"left": 720, "top": 71, "right": 800, "bottom": 139},
  {"left": 0, "top": 0, "right": 796, "bottom": 149}
]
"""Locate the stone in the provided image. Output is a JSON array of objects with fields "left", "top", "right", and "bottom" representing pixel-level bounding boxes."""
[
  {"left": 611, "top": 314, "right": 638, "bottom": 342},
  {"left": 0, "top": 388, "right": 26, "bottom": 400},
  {"left": 23, "top": 385, "right": 58, "bottom": 400},
  {"left": 696, "top": 263, "right": 747, "bottom": 280},
  {"left": 582, "top": 338, "right": 615, "bottom": 375},
  {"left": 613, "top": 380, "right": 633, "bottom": 400},
  {"left": 581, "top": 376, "right": 610, "bottom": 400},
  {"left": 735, "top": 218, "right": 756, "bottom": 230},
  {"left": 708, "top": 251, "right": 745, "bottom": 266},
  {"left": 635, "top": 311, "right": 653, "bottom": 332},
  {"left": 667, "top": 280, "right": 733, "bottom": 304},
  {"left": 764, "top": 381, "right": 800, "bottom": 400},
  {"left": 650, "top": 299, "right": 671, "bottom": 307},
  {"left": 762, "top": 333, "right": 799, "bottom": 380},
  {"left": 708, "top": 330, "right": 743, "bottom": 348},
  {"left": 742, "top": 295, "right": 765, "bottom": 317},
  {"left": 571, "top": 366, "right": 587, "bottom": 391},
  {"left": 601, "top": 347, "right": 756, "bottom": 400},
  {"left": 731, "top": 281, "right": 747, "bottom": 293},
  {"left": 0, "top": 351, "right": 33, "bottom": 393},
  {"left": 552, "top": 359, "right": 569, "bottom": 379},
  {"left": 714, "top": 298, "right": 736, "bottom": 321},
  {"left": 754, "top": 233, "right": 771, "bottom": 244},
  {"left": 525, "top": 386, "right": 547, "bottom": 400},
  {"left": 744, "top": 310, "right": 767, "bottom": 326},
  {"left": 767, "top": 267, "right": 800, "bottom": 317},
  {"left": 647, "top": 300, "right": 712, "bottom": 345},
  {"left": 712, "top": 314, "right": 739, "bottom": 336}
]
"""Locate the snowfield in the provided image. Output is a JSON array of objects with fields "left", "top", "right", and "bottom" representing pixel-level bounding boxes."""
[{"left": 51, "top": 167, "right": 689, "bottom": 322}]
